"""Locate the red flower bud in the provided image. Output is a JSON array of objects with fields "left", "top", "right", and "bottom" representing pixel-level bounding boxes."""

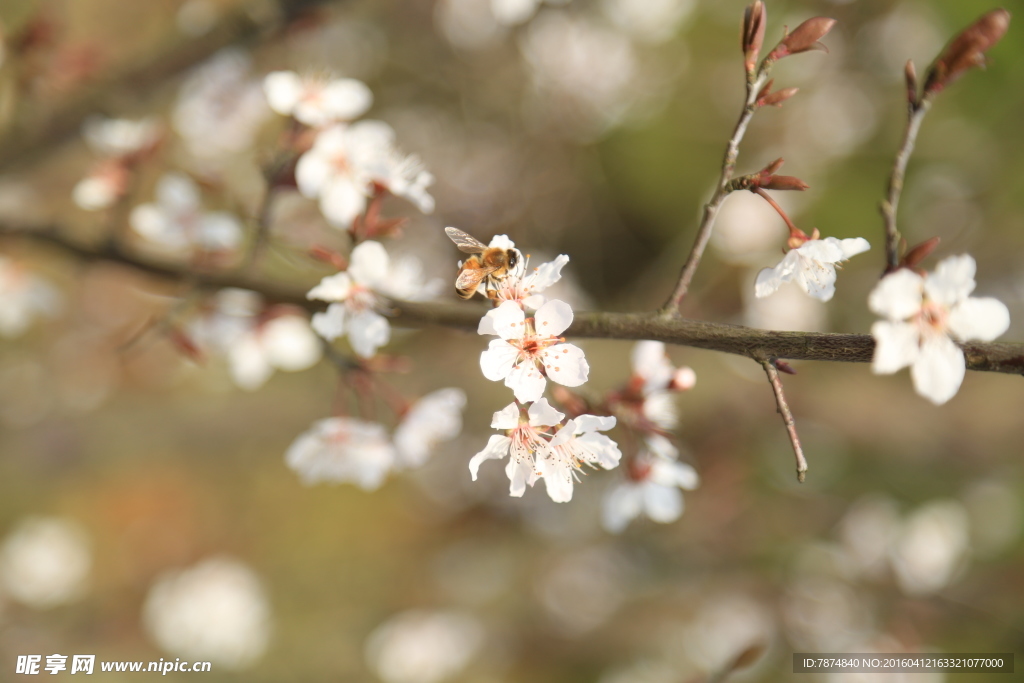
[
  {"left": 742, "top": 1, "right": 767, "bottom": 73},
  {"left": 904, "top": 59, "right": 919, "bottom": 105},
  {"left": 923, "top": 8, "right": 1010, "bottom": 95},
  {"left": 762, "top": 157, "right": 785, "bottom": 175},
  {"left": 761, "top": 175, "right": 809, "bottom": 191},
  {"left": 759, "top": 86, "right": 799, "bottom": 107},
  {"left": 901, "top": 236, "right": 941, "bottom": 269},
  {"left": 768, "top": 17, "right": 836, "bottom": 60}
]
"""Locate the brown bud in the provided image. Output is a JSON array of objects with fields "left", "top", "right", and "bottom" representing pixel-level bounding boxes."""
[
  {"left": 901, "top": 236, "right": 941, "bottom": 268},
  {"left": 774, "top": 361, "right": 797, "bottom": 376},
  {"left": 760, "top": 86, "right": 799, "bottom": 107},
  {"left": 761, "top": 175, "right": 809, "bottom": 191},
  {"left": 308, "top": 245, "right": 348, "bottom": 271},
  {"left": 923, "top": 8, "right": 1010, "bottom": 95},
  {"left": 762, "top": 157, "right": 785, "bottom": 175},
  {"left": 904, "top": 59, "right": 919, "bottom": 105},
  {"left": 768, "top": 17, "right": 836, "bottom": 60},
  {"left": 742, "top": 1, "right": 767, "bottom": 73}
]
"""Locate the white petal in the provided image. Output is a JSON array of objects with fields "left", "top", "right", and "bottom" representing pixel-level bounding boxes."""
[
  {"left": 491, "top": 402, "right": 520, "bottom": 430},
  {"left": 652, "top": 459, "right": 699, "bottom": 490},
  {"left": 262, "top": 316, "right": 322, "bottom": 371},
  {"left": 524, "top": 254, "right": 569, "bottom": 292},
  {"left": 311, "top": 303, "right": 347, "bottom": 341},
  {"left": 602, "top": 484, "right": 643, "bottom": 533},
  {"left": 631, "top": 341, "right": 667, "bottom": 380},
  {"left": 911, "top": 334, "right": 966, "bottom": 405},
  {"left": 576, "top": 432, "right": 622, "bottom": 469},
  {"left": 642, "top": 392, "right": 678, "bottom": 430},
  {"left": 229, "top": 334, "right": 273, "bottom": 390},
  {"left": 349, "top": 241, "right": 390, "bottom": 287},
  {"left": 295, "top": 148, "right": 332, "bottom": 197},
  {"left": 505, "top": 361, "right": 547, "bottom": 403},
  {"left": 320, "top": 178, "right": 367, "bottom": 228},
  {"left": 489, "top": 300, "right": 526, "bottom": 340},
  {"left": 754, "top": 265, "right": 785, "bottom": 298},
  {"left": 156, "top": 172, "right": 200, "bottom": 211},
  {"left": 793, "top": 258, "right": 839, "bottom": 302},
  {"left": 506, "top": 458, "right": 535, "bottom": 498},
  {"left": 263, "top": 71, "right": 303, "bottom": 116},
  {"left": 947, "top": 297, "right": 1010, "bottom": 342},
  {"left": 347, "top": 309, "right": 390, "bottom": 357},
  {"left": 870, "top": 320, "right": 920, "bottom": 375},
  {"left": 925, "top": 254, "right": 976, "bottom": 307},
  {"left": 131, "top": 204, "right": 180, "bottom": 247},
  {"left": 322, "top": 78, "right": 373, "bottom": 121},
  {"left": 477, "top": 309, "right": 498, "bottom": 335},
  {"left": 479, "top": 339, "right": 520, "bottom": 381},
  {"left": 797, "top": 238, "right": 846, "bottom": 264},
  {"left": 534, "top": 299, "right": 573, "bottom": 337},
  {"left": 541, "top": 343, "right": 589, "bottom": 388},
  {"left": 307, "top": 272, "right": 353, "bottom": 302},
  {"left": 838, "top": 237, "right": 871, "bottom": 258},
  {"left": 538, "top": 456, "right": 574, "bottom": 503},
  {"left": 528, "top": 398, "right": 564, "bottom": 427},
  {"left": 469, "top": 435, "right": 511, "bottom": 480},
  {"left": 198, "top": 212, "right": 243, "bottom": 251},
  {"left": 645, "top": 433, "right": 679, "bottom": 460},
  {"left": 642, "top": 483, "right": 683, "bottom": 523},
  {"left": 488, "top": 234, "right": 516, "bottom": 250},
  {"left": 868, "top": 269, "right": 924, "bottom": 320},
  {"left": 73, "top": 176, "right": 118, "bottom": 210},
  {"left": 574, "top": 414, "right": 616, "bottom": 433}
]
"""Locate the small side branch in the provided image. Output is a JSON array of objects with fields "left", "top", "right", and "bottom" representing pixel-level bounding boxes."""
[
  {"left": 880, "top": 97, "right": 932, "bottom": 271},
  {"left": 660, "top": 72, "right": 767, "bottom": 315},
  {"left": 760, "top": 358, "right": 807, "bottom": 483}
]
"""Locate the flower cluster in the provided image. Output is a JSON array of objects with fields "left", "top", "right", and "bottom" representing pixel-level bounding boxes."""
[
  {"left": 73, "top": 116, "right": 162, "bottom": 211},
  {"left": 458, "top": 231, "right": 627, "bottom": 503},
  {"left": 286, "top": 389, "right": 467, "bottom": 490},
  {"left": 264, "top": 70, "right": 435, "bottom": 232},
  {"left": 603, "top": 341, "right": 699, "bottom": 531},
  {"left": 129, "top": 173, "right": 244, "bottom": 257}
]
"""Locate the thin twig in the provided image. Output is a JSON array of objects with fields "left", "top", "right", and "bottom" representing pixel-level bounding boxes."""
[
  {"left": 760, "top": 358, "right": 807, "bottom": 482},
  {"left": 880, "top": 96, "right": 932, "bottom": 271},
  {"left": 660, "top": 70, "right": 769, "bottom": 315},
  {"left": 6, "top": 225, "right": 1024, "bottom": 375}
]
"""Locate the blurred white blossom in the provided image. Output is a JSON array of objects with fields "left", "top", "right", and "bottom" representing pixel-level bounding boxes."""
[
  {"left": 143, "top": 557, "right": 271, "bottom": 669},
  {"left": 225, "top": 314, "right": 322, "bottom": 390},
  {"left": 286, "top": 417, "right": 396, "bottom": 489},
  {"left": 263, "top": 70, "right": 372, "bottom": 127},
  {"left": 870, "top": 255, "right": 1010, "bottom": 405},
  {"left": 308, "top": 241, "right": 440, "bottom": 357},
  {"left": 0, "top": 517, "right": 90, "bottom": 609},
  {"left": 0, "top": 257, "right": 61, "bottom": 337},
  {"left": 365, "top": 610, "right": 483, "bottom": 683},
  {"left": 173, "top": 49, "right": 270, "bottom": 160},
  {"left": 130, "top": 173, "right": 243, "bottom": 254},
  {"left": 394, "top": 388, "right": 467, "bottom": 469},
  {"left": 82, "top": 116, "right": 162, "bottom": 157},
  {"left": 602, "top": 450, "right": 698, "bottom": 532},
  {"left": 889, "top": 500, "right": 970, "bottom": 596},
  {"left": 600, "top": 0, "right": 695, "bottom": 44}
]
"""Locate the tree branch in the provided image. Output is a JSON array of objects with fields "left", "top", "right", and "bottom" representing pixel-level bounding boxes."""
[
  {"left": 8, "top": 226, "right": 1024, "bottom": 376},
  {"left": 0, "top": 0, "right": 343, "bottom": 173},
  {"left": 880, "top": 96, "right": 932, "bottom": 271},
  {"left": 760, "top": 359, "right": 807, "bottom": 482}
]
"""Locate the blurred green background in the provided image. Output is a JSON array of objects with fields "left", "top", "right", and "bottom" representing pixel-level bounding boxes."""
[{"left": 0, "top": 0, "right": 1022, "bottom": 680}]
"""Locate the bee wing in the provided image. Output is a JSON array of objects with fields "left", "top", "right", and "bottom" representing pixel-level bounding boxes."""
[
  {"left": 445, "top": 227, "right": 488, "bottom": 254},
  {"left": 455, "top": 265, "right": 495, "bottom": 294}
]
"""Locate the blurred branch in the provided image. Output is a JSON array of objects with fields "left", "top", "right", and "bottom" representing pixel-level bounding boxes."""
[
  {"left": 6, "top": 225, "right": 1024, "bottom": 376},
  {"left": 0, "top": 0, "right": 343, "bottom": 173},
  {"left": 759, "top": 359, "right": 807, "bottom": 482}
]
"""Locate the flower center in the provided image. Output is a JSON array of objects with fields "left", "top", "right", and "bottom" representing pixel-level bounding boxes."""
[{"left": 917, "top": 299, "right": 949, "bottom": 334}]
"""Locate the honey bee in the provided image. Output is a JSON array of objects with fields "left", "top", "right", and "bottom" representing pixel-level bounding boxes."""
[{"left": 445, "top": 227, "right": 524, "bottom": 299}]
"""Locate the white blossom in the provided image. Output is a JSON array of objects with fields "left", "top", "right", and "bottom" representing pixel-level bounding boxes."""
[
  {"left": 0, "top": 257, "right": 61, "bottom": 337},
  {"left": 755, "top": 237, "right": 871, "bottom": 302},
  {"left": 394, "top": 388, "right": 467, "bottom": 468},
  {"left": 285, "top": 417, "right": 396, "bottom": 490},
  {"left": 130, "top": 173, "right": 243, "bottom": 254},
  {"left": 297, "top": 121, "right": 434, "bottom": 229},
  {"left": 479, "top": 299, "right": 589, "bottom": 403},
  {"left": 82, "top": 116, "right": 162, "bottom": 157},
  {"left": 602, "top": 451, "right": 699, "bottom": 533},
  {"left": 307, "top": 241, "right": 440, "bottom": 357},
  {"left": 620, "top": 341, "right": 695, "bottom": 431},
  {"left": 477, "top": 250, "right": 570, "bottom": 334},
  {"left": 538, "top": 414, "right": 621, "bottom": 503},
  {"left": 869, "top": 255, "right": 1010, "bottom": 405},
  {"left": 469, "top": 399, "right": 563, "bottom": 497},
  {"left": 173, "top": 49, "right": 270, "bottom": 160},
  {"left": 0, "top": 517, "right": 90, "bottom": 608},
  {"left": 143, "top": 557, "right": 271, "bottom": 669},
  {"left": 365, "top": 610, "right": 483, "bottom": 683},
  {"left": 72, "top": 160, "right": 128, "bottom": 211},
  {"left": 263, "top": 70, "right": 372, "bottom": 127},
  {"left": 226, "top": 314, "right": 322, "bottom": 391}
]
